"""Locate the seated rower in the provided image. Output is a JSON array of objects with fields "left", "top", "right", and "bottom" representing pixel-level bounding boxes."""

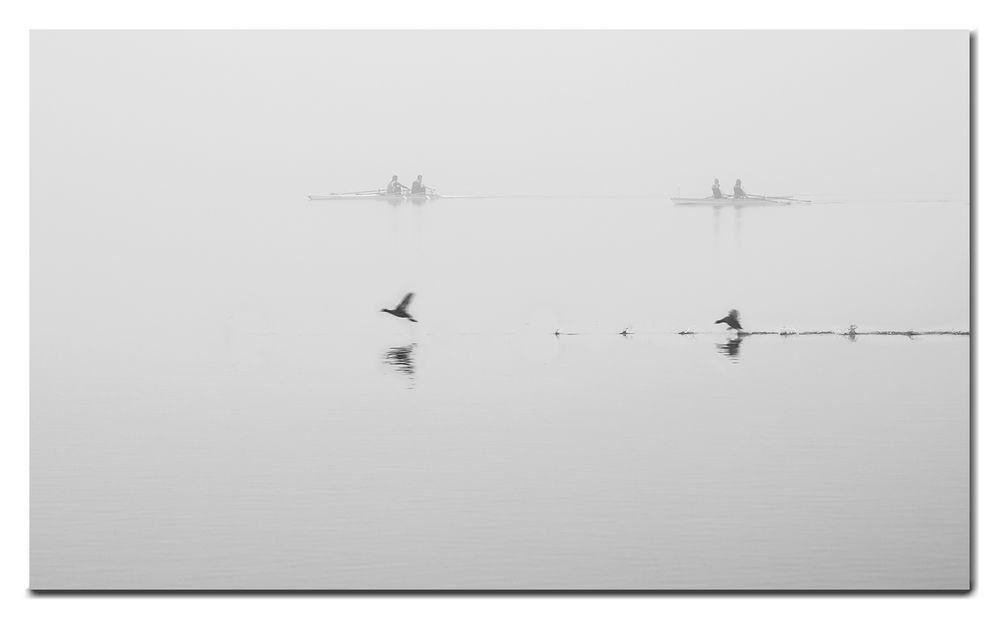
[
  {"left": 733, "top": 178, "right": 747, "bottom": 199},
  {"left": 386, "top": 175, "right": 404, "bottom": 195},
  {"left": 411, "top": 174, "right": 426, "bottom": 195},
  {"left": 712, "top": 178, "right": 724, "bottom": 198}
]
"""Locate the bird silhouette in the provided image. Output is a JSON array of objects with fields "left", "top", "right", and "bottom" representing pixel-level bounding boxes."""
[
  {"left": 381, "top": 292, "right": 418, "bottom": 322},
  {"left": 714, "top": 309, "right": 743, "bottom": 331},
  {"left": 619, "top": 327, "right": 632, "bottom": 336}
]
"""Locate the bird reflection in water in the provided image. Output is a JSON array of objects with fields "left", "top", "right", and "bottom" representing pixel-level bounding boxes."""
[
  {"left": 717, "top": 336, "right": 743, "bottom": 362},
  {"left": 383, "top": 343, "right": 417, "bottom": 386}
]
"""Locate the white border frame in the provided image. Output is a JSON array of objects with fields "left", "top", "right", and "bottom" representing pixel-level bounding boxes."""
[{"left": 4, "top": 2, "right": 992, "bottom": 617}]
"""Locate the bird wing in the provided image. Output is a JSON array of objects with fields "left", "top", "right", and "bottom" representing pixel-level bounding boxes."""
[{"left": 396, "top": 292, "right": 414, "bottom": 312}]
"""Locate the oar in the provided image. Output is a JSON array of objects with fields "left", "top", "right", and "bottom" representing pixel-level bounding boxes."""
[
  {"left": 759, "top": 195, "right": 812, "bottom": 203},
  {"left": 335, "top": 189, "right": 383, "bottom": 195},
  {"left": 748, "top": 192, "right": 811, "bottom": 203},
  {"left": 736, "top": 193, "right": 786, "bottom": 204}
]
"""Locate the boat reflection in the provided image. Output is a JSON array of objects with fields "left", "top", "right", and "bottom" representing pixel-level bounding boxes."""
[
  {"left": 383, "top": 343, "right": 417, "bottom": 385},
  {"left": 716, "top": 335, "right": 743, "bottom": 362},
  {"left": 734, "top": 202, "right": 743, "bottom": 246}
]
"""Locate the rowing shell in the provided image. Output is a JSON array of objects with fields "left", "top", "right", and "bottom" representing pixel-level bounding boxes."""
[
  {"left": 308, "top": 192, "right": 441, "bottom": 201},
  {"left": 670, "top": 196, "right": 796, "bottom": 206}
]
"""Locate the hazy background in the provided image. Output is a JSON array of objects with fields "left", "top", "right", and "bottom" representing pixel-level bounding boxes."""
[
  {"left": 31, "top": 31, "right": 969, "bottom": 590},
  {"left": 31, "top": 30, "right": 969, "bottom": 200}
]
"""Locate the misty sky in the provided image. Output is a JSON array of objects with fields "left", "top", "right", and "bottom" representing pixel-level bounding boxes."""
[{"left": 32, "top": 30, "right": 969, "bottom": 200}]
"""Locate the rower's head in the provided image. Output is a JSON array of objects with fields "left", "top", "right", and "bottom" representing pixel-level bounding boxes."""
[
  {"left": 417, "top": 175, "right": 423, "bottom": 180},
  {"left": 713, "top": 178, "right": 719, "bottom": 184},
  {"left": 735, "top": 179, "right": 742, "bottom": 185},
  {"left": 392, "top": 175, "right": 398, "bottom": 180}
]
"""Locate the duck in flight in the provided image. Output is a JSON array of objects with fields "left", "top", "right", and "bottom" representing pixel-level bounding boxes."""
[
  {"left": 714, "top": 309, "right": 743, "bottom": 332},
  {"left": 381, "top": 292, "right": 418, "bottom": 322},
  {"left": 619, "top": 327, "right": 632, "bottom": 336}
]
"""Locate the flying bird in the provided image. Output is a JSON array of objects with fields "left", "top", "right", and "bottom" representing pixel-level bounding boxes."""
[
  {"left": 619, "top": 328, "right": 632, "bottom": 336},
  {"left": 381, "top": 292, "right": 418, "bottom": 322},
  {"left": 714, "top": 309, "right": 743, "bottom": 331}
]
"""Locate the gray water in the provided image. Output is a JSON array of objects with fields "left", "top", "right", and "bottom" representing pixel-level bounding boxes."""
[{"left": 31, "top": 196, "right": 969, "bottom": 589}]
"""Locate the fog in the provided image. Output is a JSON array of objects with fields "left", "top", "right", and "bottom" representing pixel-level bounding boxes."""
[
  {"left": 31, "top": 31, "right": 969, "bottom": 590},
  {"left": 32, "top": 30, "right": 968, "bottom": 200}
]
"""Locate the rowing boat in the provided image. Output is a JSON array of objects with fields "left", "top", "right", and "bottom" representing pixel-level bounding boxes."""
[
  {"left": 670, "top": 196, "right": 796, "bottom": 206},
  {"left": 308, "top": 191, "right": 441, "bottom": 201}
]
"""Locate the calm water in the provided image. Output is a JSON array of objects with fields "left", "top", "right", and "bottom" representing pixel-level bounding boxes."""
[{"left": 31, "top": 196, "right": 970, "bottom": 589}]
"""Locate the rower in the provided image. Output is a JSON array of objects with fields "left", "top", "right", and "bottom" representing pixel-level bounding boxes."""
[
  {"left": 387, "top": 175, "right": 404, "bottom": 195},
  {"left": 712, "top": 178, "right": 724, "bottom": 198},
  {"left": 733, "top": 179, "right": 747, "bottom": 199},
  {"left": 411, "top": 174, "right": 426, "bottom": 195}
]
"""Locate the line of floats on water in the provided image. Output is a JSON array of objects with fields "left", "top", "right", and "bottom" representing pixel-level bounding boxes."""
[{"left": 550, "top": 329, "right": 969, "bottom": 337}]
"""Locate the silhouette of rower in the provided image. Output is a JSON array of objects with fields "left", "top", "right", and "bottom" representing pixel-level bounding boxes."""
[
  {"left": 381, "top": 292, "right": 418, "bottom": 322},
  {"left": 387, "top": 175, "right": 404, "bottom": 195},
  {"left": 733, "top": 179, "right": 747, "bottom": 199},
  {"left": 712, "top": 179, "right": 724, "bottom": 199},
  {"left": 411, "top": 174, "right": 426, "bottom": 195}
]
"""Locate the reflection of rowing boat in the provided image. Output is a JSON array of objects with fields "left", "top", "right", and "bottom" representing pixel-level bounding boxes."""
[
  {"left": 308, "top": 190, "right": 442, "bottom": 201},
  {"left": 671, "top": 196, "right": 798, "bottom": 206}
]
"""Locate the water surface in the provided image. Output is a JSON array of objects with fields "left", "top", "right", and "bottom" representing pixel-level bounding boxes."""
[{"left": 31, "top": 196, "right": 970, "bottom": 589}]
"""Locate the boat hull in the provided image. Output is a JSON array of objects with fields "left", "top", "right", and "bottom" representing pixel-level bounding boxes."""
[
  {"left": 670, "top": 197, "right": 794, "bottom": 206},
  {"left": 308, "top": 193, "right": 439, "bottom": 201}
]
